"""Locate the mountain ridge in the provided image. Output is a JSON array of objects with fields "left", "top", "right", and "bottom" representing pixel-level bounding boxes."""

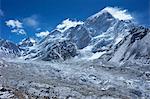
[{"left": 0, "top": 7, "right": 149, "bottom": 66}]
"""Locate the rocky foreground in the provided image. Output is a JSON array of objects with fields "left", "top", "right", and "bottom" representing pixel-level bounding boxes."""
[{"left": 0, "top": 58, "right": 150, "bottom": 99}]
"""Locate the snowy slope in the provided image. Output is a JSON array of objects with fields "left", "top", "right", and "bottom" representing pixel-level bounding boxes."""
[
  {"left": 56, "top": 19, "right": 84, "bottom": 33},
  {"left": 109, "top": 26, "right": 150, "bottom": 65},
  {"left": 19, "top": 37, "right": 37, "bottom": 48},
  {"left": 0, "top": 38, "right": 21, "bottom": 58}
]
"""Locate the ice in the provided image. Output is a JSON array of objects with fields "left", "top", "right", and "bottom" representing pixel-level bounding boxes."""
[
  {"left": 114, "top": 36, "right": 123, "bottom": 45},
  {"left": 0, "top": 91, "right": 14, "bottom": 98},
  {"left": 89, "top": 51, "right": 106, "bottom": 60}
]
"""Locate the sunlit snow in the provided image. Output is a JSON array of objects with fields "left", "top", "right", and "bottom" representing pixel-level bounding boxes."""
[
  {"left": 36, "top": 31, "right": 50, "bottom": 38},
  {"left": 56, "top": 19, "right": 84, "bottom": 32},
  {"left": 90, "top": 7, "right": 133, "bottom": 21}
]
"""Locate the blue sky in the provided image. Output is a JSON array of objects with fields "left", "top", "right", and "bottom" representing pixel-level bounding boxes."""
[{"left": 0, "top": 0, "right": 149, "bottom": 43}]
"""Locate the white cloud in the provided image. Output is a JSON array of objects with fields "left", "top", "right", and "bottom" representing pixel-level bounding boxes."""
[
  {"left": 36, "top": 31, "right": 50, "bottom": 38},
  {"left": 91, "top": 7, "right": 133, "bottom": 21},
  {"left": 23, "top": 15, "right": 39, "bottom": 28},
  {"left": 36, "top": 28, "right": 41, "bottom": 31},
  {"left": 11, "top": 29, "right": 26, "bottom": 35},
  {"left": 56, "top": 19, "right": 84, "bottom": 32},
  {"left": 0, "top": 9, "right": 4, "bottom": 16},
  {"left": 6, "top": 20, "right": 23, "bottom": 28},
  {"left": 102, "top": 7, "right": 133, "bottom": 20},
  {"left": 5, "top": 20, "right": 26, "bottom": 35}
]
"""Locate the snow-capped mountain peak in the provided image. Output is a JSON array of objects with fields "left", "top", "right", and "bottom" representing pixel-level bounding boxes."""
[
  {"left": 19, "top": 37, "right": 37, "bottom": 48},
  {"left": 0, "top": 38, "right": 21, "bottom": 57},
  {"left": 89, "top": 7, "right": 133, "bottom": 21},
  {"left": 56, "top": 19, "right": 84, "bottom": 32}
]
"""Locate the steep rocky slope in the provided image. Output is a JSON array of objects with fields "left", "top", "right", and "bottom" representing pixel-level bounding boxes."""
[
  {"left": 23, "top": 7, "right": 135, "bottom": 62},
  {"left": 99, "top": 26, "right": 150, "bottom": 65},
  {"left": 18, "top": 37, "right": 37, "bottom": 48},
  {"left": 0, "top": 38, "right": 21, "bottom": 58}
]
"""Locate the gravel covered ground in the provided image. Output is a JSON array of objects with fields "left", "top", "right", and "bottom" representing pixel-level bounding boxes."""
[{"left": 0, "top": 58, "right": 150, "bottom": 99}]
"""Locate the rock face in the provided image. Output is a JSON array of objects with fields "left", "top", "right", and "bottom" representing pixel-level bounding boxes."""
[
  {"left": 23, "top": 7, "right": 134, "bottom": 61},
  {"left": 64, "top": 25, "right": 92, "bottom": 49},
  {"left": 125, "top": 26, "right": 150, "bottom": 63},
  {"left": 0, "top": 38, "right": 21, "bottom": 58},
  {"left": 108, "top": 26, "right": 150, "bottom": 65},
  {"left": 41, "top": 40, "right": 77, "bottom": 61},
  {"left": 26, "top": 40, "right": 77, "bottom": 61},
  {"left": 18, "top": 37, "right": 37, "bottom": 48},
  {"left": 17, "top": 37, "right": 37, "bottom": 57},
  {"left": 90, "top": 20, "right": 133, "bottom": 53},
  {"left": 85, "top": 12, "right": 116, "bottom": 37}
]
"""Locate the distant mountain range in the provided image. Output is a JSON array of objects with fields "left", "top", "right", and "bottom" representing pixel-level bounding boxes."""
[
  {"left": 1, "top": 7, "right": 150, "bottom": 66},
  {"left": 0, "top": 38, "right": 21, "bottom": 58}
]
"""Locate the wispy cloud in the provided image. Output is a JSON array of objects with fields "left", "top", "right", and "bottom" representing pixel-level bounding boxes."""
[
  {"left": 36, "top": 28, "right": 41, "bottom": 31},
  {"left": 101, "top": 7, "right": 133, "bottom": 20},
  {"left": 5, "top": 20, "right": 26, "bottom": 35},
  {"left": 36, "top": 31, "right": 50, "bottom": 38},
  {"left": 0, "top": 9, "right": 4, "bottom": 16},
  {"left": 11, "top": 28, "right": 26, "bottom": 35},
  {"left": 23, "top": 15, "right": 39, "bottom": 28}
]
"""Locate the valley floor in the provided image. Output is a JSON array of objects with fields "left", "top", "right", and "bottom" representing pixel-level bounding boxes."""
[{"left": 0, "top": 58, "right": 150, "bottom": 99}]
